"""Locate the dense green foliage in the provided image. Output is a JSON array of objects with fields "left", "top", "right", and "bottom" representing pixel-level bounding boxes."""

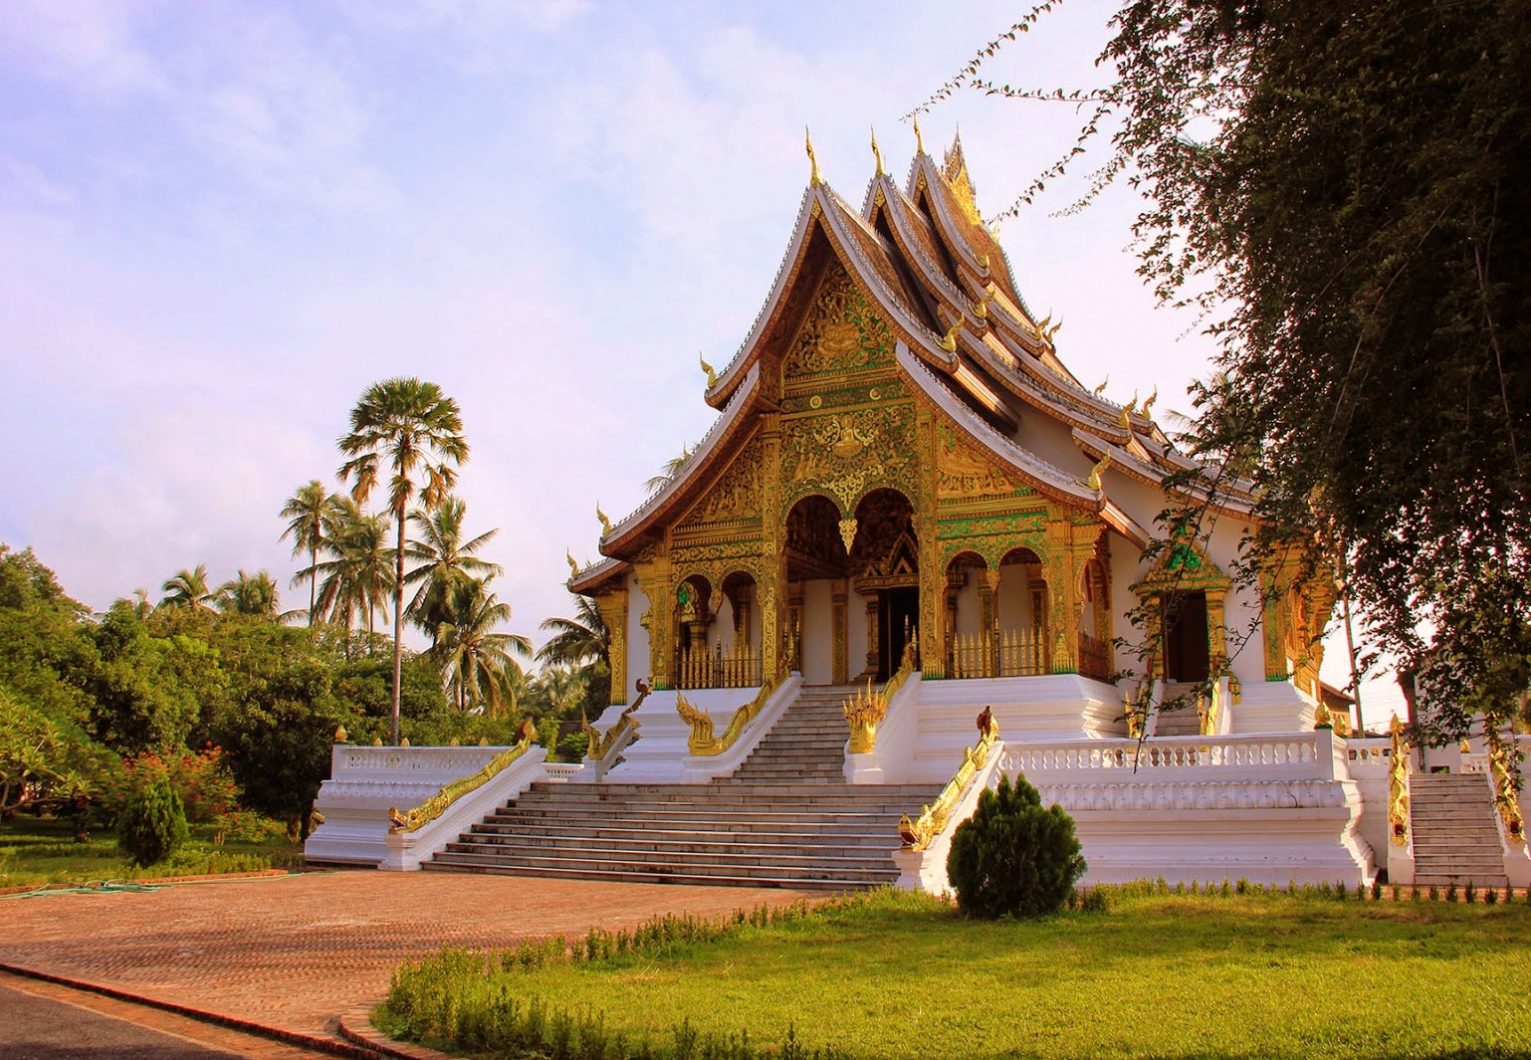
[
  {"left": 946, "top": 773, "right": 1086, "bottom": 917},
  {"left": 116, "top": 777, "right": 190, "bottom": 867},
  {"left": 382, "top": 885, "right": 1531, "bottom": 1059},
  {"left": 925, "top": 2, "right": 1531, "bottom": 734}
]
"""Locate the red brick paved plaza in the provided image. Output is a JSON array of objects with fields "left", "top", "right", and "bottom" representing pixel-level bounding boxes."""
[{"left": 0, "top": 870, "right": 821, "bottom": 1045}]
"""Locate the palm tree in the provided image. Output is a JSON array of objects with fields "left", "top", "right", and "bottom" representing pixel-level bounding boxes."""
[
  {"left": 431, "top": 579, "right": 532, "bottom": 715},
  {"left": 218, "top": 570, "right": 281, "bottom": 618},
  {"left": 313, "top": 500, "right": 393, "bottom": 642},
  {"left": 537, "top": 594, "right": 609, "bottom": 669},
  {"left": 645, "top": 443, "right": 693, "bottom": 496},
  {"left": 160, "top": 565, "right": 216, "bottom": 610},
  {"left": 403, "top": 497, "right": 502, "bottom": 641},
  {"left": 279, "top": 481, "right": 342, "bottom": 625},
  {"left": 338, "top": 378, "right": 469, "bottom": 745}
]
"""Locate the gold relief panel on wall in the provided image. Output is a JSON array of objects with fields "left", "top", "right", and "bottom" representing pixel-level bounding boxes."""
[
  {"left": 679, "top": 438, "right": 764, "bottom": 531},
  {"left": 782, "top": 266, "right": 895, "bottom": 384},
  {"left": 781, "top": 403, "right": 917, "bottom": 514},
  {"left": 935, "top": 423, "right": 1026, "bottom": 501}
]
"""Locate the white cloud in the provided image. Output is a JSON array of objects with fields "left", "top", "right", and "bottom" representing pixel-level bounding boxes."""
[{"left": 0, "top": 0, "right": 168, "bottom": 98}]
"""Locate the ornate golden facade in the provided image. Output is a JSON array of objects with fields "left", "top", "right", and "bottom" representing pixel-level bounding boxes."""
[{"left": 571, "top": 134, "right": 1320, "bottom": 710}]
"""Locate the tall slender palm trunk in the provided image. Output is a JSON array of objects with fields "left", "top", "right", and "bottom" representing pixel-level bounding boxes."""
[
  {"left": 308, "top": 542, "right": 318, "bottom": 627},
  {"left": 392, "top": 509, "right": 406, "bottom": 745}
]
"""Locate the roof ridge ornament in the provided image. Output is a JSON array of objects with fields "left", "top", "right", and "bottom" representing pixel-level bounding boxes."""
[
  {"left": 936, "top": 310, "right": 962, "bottom": 354},
  {"left": 1094, "top": 376, "right": 1110, "bottom": 398},
  {"left": 1141, "top": 387, "right": 1158, "bottom": 419},
  {"left": 566, "top": 549, "right": 581, "bottom": 580},
  {"left": 913, "top": 113, "right": 925, "bottom": 156},
  {"left": 596, "top": 503, "right": 612, "bottom": 538},
  {"left": 805, "top": 126, "right": 823, "bottom": 186},
  {"left": 871, "top": 126, "right": 886, "bottom": 177},
  {"left": 1083, "top": 451, "right": 1113, "bottom": 491},
  {"left": 699, "top": 352, "right": 717, "bottom": 389},
  {"left": 1044, "top": 317, "right": 1063, "bottom": 343}
]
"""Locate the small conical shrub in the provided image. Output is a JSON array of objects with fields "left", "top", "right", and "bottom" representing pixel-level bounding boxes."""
[
  {"left": 117, "top": 777, "right": 189, "bottom": 867},
  {"left": 946, "top": 773, "right": 1086, "bottom": 918}
]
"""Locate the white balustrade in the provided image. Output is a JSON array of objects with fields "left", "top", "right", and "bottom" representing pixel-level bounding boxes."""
[{"left": 1000, "top": 731, "right": 1338, "bottom": 784}]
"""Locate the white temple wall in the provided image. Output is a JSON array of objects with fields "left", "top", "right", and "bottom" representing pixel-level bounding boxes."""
[
  {"left": 801, "top": 579, "right": 834, "bottom": 685},
  {"left": 848, "top": 592, "right": 870, "bottom": 678},
  {"left": 625, "top": 572, "right": 651, "bottom": 700},
  {"left": 707, "top": 595, "right": 735, "bottom": 653},
  {"left": 953, "top": 567, "right": 983, "bottom": 636},
  {"left": 1009, "top": 406, "right": 1100, "bottom": 482},
  {"left": 996, "top": 561, "right": 1034, "bottom": 630}
]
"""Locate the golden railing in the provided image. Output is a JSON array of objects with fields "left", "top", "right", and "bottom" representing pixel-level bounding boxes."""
[
  {"left": 1388, "top": 715, "right": 1411, "bottom": 846},
  {"left": 947, "top": 628, "right": 1051, "bottom": 679},
  {"left": 675, "top": 670, "right": 788, "bottom": 757},
  {"left": 675, "top": 644, "right": 761, "bottom": 690},
  {"left": 1486, "top": 726, "right": 1526, "bottom": 846},
  {"left": 843, "top": 644, "right": 917, "bottom": 755},
  {"left": 387, "top": 719, "right": 538, "bottom": 834},
  {"left": 898, "top": 707, "right": 1000, "bottom": 852},
  {"left": 582, "top": 680, "right": 651, "bottom": 762}
]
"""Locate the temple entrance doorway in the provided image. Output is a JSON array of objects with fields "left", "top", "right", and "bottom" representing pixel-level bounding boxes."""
[
  {"left": 848, "top": 489, "right": 919, "bottom": 682},
  {"left": 1164, "top": 591, "right": 1211, "bottom": 682}
]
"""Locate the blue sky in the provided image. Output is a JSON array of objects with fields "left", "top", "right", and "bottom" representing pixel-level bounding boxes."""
[{"left": 0, "top": 1, "right": 1402, "bottom": 719}]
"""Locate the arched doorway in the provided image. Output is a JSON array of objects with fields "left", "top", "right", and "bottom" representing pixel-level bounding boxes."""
[
  {"left": 673, "top": 574, "right": 714, "bottom": 689},
  {"left": 995, "top": 547, "right": 1048, "bottom": 676},
  {"left": 785, "top": 495, "right": 849, "bottom": 684},
  {"left": 944, "top": 552, "right": 990, "bottom": 677},
  {"left": 848, "top": 488, "right": 919, "bottom": 682}
]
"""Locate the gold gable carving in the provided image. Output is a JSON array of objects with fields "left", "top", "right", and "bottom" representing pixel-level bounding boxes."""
[
  {"left": 783, "top": 266, "right": 894, "bottom": 381},
  {"left": 936, "top": 423, "right": 1023, "bottom": 500},
  {"left": 782, "top": 404, "right": 917, "bottom": 514},
  {"left": 681, "top": 438, "right": 763, "bottom": 529}
]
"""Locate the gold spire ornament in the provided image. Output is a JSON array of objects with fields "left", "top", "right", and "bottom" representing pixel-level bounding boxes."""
[
  {"left": 972, "top": 290, "right": 996, "bottom": 321},
  {"left": 805, "top": 127, "right": 823, "bottom": 185},
  {"left": 596, "top": 504, "right": 613, "bottom": 538},
  {"left": 1117, "top": 406, "right": 1132, "bottom": 429},
  {"left": 1124, "top": 391, "right": 1139, "bottom": 417},
  {"left": 1141, "top": 387, "right": 1158, "bottom": 419},
  {"left": 1034, "top": 312, "right": 1052, "bottom": 338},
  {"left": 871, "top": 126, "right": 886, "bottom": 177},
  {"left": 566, "top": 549, "right": 580, "bottom": 580},
  {"left": 1083, "top": 451, "right": 1112, "bottom": 491},
  {"left": 913, "top": 113, "right": 925, "bottom": 156},
  {"left": 1093, "top": 376, "right": 1110, "bottom": 398},
  {"left": 1044, "top": 317, "right": 1063, "bottom": 343},
  {"left": 700, "top": 352, "right": 717, "bottom": 389},
  {"left": 937, "top": 314, "right": 961, "bottom": 353}
]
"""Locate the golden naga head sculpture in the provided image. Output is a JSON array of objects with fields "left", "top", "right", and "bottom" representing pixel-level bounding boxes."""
[
  {"left": 566, "top": 549, "right": 580, "bottom": 580},
  {"left": 912, "top": 112, "right": 925, "bottom": 156},
  {"left": 1141, "top": 387, "right": 1158, "bottom": 419},
  {"left": 1093, "top": 376, "right": 1110, "bottom": 398},
  {"left": 1083, "top": 451, "right": 1112, "bottom": 491},
  {"left": 805, "top": 126, "right": 823, "bottom": 185},
  {"left": 596, "top": 503, "right": 613, "bottom": 538},
  {"left": 870, "top": 125, "right": 886, "bottom": 177},
  {"left": 937, "top": 313, "right": 962, "bottom": 354},
  {"left": 699, "top": 352, "right": 717, "bottom": 389}
]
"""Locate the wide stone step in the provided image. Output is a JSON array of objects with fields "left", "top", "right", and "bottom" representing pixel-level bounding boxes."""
[
  {"left": 489, "top": 805, "right": 920, "bottom": 826},
  {"left": 420, "top": 860, "right": 870, "bottom": 890},
  {"left": 444, "top": 839, "right": 898, "bottom": 868},
  {"left": 526, "top": 782, "right": 939, "bottom": 797},
  {"left": 508, "top": 796, "right": 928, "bottom": 815},
  {"left": 428, "top": 850, "right": 897, "bottom": 884},
  {"left": 464, "top": 822, "right": 900, "bottom": 846},
  {"left": 473, "top": 816, "right": 907, "bottom": 839}
]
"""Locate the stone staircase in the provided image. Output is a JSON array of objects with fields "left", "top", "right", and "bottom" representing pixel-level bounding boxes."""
[
  {"left": 1152, "top": 682, "right": 1204, "bottom": 737},
  {"left": 422, "top": 684, "right": 941, "bottom": 889},
  {"left": 1409, "top": 772, "right": 1508, "bottom": 888}
]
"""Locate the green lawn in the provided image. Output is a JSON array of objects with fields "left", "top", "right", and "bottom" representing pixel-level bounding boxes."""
[
  {"left": 382, "top": 888, "right": 1531, "bottom": 1059},
  {"left": 0, "top": 813, "right": 303, "bottom": 889}
]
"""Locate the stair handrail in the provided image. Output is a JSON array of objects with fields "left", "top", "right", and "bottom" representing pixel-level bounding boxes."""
[
  {"left": 843, "top": 644, "right": 917, "bottom": 754},
  {"left": 676, "top": 669, "right": 789, "bottom": 757},
  {"left": 582, "top": 680, "right": 651, "bottom": 775},
  {"left": 1387, "top": 715, "right": 1412, "bottom": 847},
  {"left": 1485, "top": 723, "right": 1526, "bottom": 848},
  {"left": 388, "top": 719, "right": 538, "bottom": 834},
  {"left": 898, "top": 707, "right": 1001, "bottom": 852}
]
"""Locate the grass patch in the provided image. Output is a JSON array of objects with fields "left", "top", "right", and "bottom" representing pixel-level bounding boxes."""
[
  {"left": 0, "top": 813, "right": 302, "bottom": 888},
  {"left": 381, "top": 886, "right": 1531, "bottom": 1059}
]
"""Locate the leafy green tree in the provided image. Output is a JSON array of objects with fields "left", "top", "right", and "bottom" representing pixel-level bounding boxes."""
[
  {"left": 81, "top": 603, "right": 223, "bottom": 754},
  {"left": 313, "top": 499, "right": 393, "bottom": 641},
  {"left": 947, "top": 773, "right": 1086, "bottom": 918},
  {"left": 279, "top": 480, "right": 342, "bottom": 625},
  {"left": 431, "top": 580, "right": 532, "bottom": 715},
  {"left": 537, "top": 595, "right": 608, "bottom": 670},
  {"left": 403, "top": 497, "right": 502, "bottom": 640},
  {"left": 159, "top": 565, "right": 217, "bottom": 610},
  {"left": 925, "top": 1, "right": 1530, "bottom": 735},
  {"left": 338, "top": 378, "right": 469, "bottom": 745},
  {"left": 0, "top": 685, "right": 113, "bottom": 817},
  {"left": 0, "top": 545, "right": 82, "bottom": 614},
  {"left": 116, "top": 776, "right": 190, "bottom": 867},
  {"left": 217, "top": 570, "right": 282, "bottom": 618}
]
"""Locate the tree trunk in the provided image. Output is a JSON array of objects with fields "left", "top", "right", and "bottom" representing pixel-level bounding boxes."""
[
  {"left": 392, "top": 511, "right": 406, "bottom": 746},
  {"left": 308, "top": 543, "right": 318, "bottom": 628}
]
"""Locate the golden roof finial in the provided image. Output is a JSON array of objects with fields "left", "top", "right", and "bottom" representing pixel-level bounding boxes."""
[
  {"left": 1035, "top": 312, "right": 1052, "bottom": 337},
  {"left": 566, "top": 549, "right": 580, "bottom": 580},
  {"left": 1117, "top": 406, "right": 1132, "bottom": 429},
  {"left": 871, "top": 126, "right": 886, "bottom": 177},
  {"left": 1124, "top": 391, "right": 1139, "bottom": 416},
  {"left": 972, "top": 290, "right": 996, "bottom": 321},
  {"left": 1044, "top": 317, "right": 1064, "bottom": 343},
  {"left": 699, "top": 352, "right": 717, "bottom": 389},
  {"left": 913, "top": 113, "right": 925, "bottom": 156},
  {"left": 1093, "top": 376, "right": 1110, "bottom": 398},
  {"left": 1083, "top": 451, "right": 1113, "bottom": 491},
  {"left": 596, "top": 503, "right": 612, "bottom": 538},
  {"left": 805, "top": 126, "right": 823, "bottom": 186},
  {"left": 936, "top": 313, "right": 961, "bottom": 354},
  {"left": 1141, "top": 387, "right": 1158, "bottom": 419}
]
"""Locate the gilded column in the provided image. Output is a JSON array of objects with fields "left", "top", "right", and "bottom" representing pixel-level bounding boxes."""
[
  {"left": 914, "top": 405, "right": 945, "bottom": 677},
  {"left": 636, "top": 548, "right": 673, "bottom": 690},
  {"left": 594, "top": 587, "right": 629, "bottom": 706},
  {"left": 831, "top": 579, "right": 849, "bottom": 684},
  {"left": 1043, "top": 518, "right": 1081, "bottom": 674},
  {"left": 758, "top": 413, "right": 785, "bottom": 679},
  {"left": 862, "top": 595, "right": 879, "bottom": 679}
]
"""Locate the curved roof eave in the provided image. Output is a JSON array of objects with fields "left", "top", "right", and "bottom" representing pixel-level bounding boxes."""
[
  {"left": 569, "top": 556, "right": 629, "bottom": 595},
  {"left": 1070, "top": 428, "right": 1257, "bottom": 518},
  {"left": 601, "top": 364, "right": 763, "bottom": 554},
  {"left": 896, "top": 346, "right": 1099, "bottom": 507}
]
